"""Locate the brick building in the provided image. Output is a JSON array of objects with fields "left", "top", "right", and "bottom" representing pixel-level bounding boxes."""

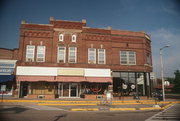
[
  {"left": 0, "top": 48, "right": 18, "bottom": 97},
  {"left": 15, "top": 17, "right": 152, "bottom": 99}
]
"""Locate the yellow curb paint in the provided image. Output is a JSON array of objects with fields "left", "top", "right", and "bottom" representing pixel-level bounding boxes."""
[
  {"left": 139, "top": 107, "right": 162, "bottom": 110},
  {"left": 71, "top": 109, "right": 87, "bottom": 111},
  {"left": 112, "top": 103, "right": 141, "bottom": 105},
  {"left": 71, "top": 108, "right": 99, "bottom": 111},
  {"left": 110, "top": 108, "right": 136, "bottom": 111},
  {"left": 37, "top": 103, "right": 97, "bottom": 106},
  {"left": 161, "top": 104, "right": 173, "bottom": 110}
]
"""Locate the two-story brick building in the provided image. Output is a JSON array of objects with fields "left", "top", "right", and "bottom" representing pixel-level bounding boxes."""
[{"left": 14, "top": 17, "right": 152, "bottom": 99}]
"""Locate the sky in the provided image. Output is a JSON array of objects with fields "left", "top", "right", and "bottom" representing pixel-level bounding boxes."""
[{"left": 0, "top": 0, "right": 180, "bottom": 78}]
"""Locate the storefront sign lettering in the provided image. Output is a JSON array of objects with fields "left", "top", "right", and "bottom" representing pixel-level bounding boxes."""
[{"left": 0, "top": 68, "right": 14, "bottom": 74}]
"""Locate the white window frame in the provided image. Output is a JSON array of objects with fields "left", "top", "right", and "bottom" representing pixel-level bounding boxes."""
[
  {"left": 88, "top": 48, "right": 96, "bottom": 64},
  {"left": 72, "top": 34, "right": 76, "bottom": 42},
  {"left": 98, "top": 49, "right": 106, "bottom": 64},
  {"left": 59, "top": 34, "right": 64, "bottom": 42},
  {"left": 120, "top": 51, "right": 136, "bottom": 65},
  {"left": 68, "top": 47, "right": 77, "bottom": 63},
  {"left": 26, "top": 45, "right": 35, "bottom": 62},
  {"left": 36, "top": 46, "right": 46, "bottom": 62},
  {"left": 58, "top": 46, "right": 66, "bottom": 63},
  {"left": 147, "top": 53, "right": 151, "bottom": 65}
]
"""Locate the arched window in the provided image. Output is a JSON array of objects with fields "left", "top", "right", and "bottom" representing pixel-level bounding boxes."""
[
  {"left": 59, "top": 34, "right": 64, "bottom": 41},
  {"left": 72, "top": 34, "right": 76, "bottom": 42}
]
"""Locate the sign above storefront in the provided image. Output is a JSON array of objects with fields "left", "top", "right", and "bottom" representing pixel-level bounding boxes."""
[
  {"left": 0, "top": 60, "right": 16, "bottom": 75},
  {"left": 58, "top": 69, "right": 84, "bottom": 76}
]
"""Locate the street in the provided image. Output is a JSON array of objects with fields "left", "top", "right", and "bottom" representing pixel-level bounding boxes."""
[{"left": 0, "top": 105, "right": 158, "bottom": 121}]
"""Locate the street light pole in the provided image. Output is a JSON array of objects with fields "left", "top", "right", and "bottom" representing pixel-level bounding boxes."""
[{"left": 160, "top": 45, "right": 170, "bottom": 101}]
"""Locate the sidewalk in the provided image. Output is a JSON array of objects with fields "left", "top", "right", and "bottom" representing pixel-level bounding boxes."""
[{"left": 1, "top": 97, "right": 180, "bottom": 112}]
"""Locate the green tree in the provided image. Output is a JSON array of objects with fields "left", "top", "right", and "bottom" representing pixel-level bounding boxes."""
[{"left": 172, "top": 70, "right": 180, "bottom": 93}]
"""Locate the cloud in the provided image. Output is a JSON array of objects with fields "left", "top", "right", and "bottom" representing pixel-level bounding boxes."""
[{"left": 150, "top": 28, "right": 180, "bottom": 78}]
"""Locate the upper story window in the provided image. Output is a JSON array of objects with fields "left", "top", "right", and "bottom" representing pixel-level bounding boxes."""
[
  {"left": 26, "top": 45, "right": 35, "bottom": 62},
  {"left": 88, "top": 48, "right": 96, "bottom": 64},
  {"left": 120, "top": 51, "right": 136, "bottom": 65},
  {"left": 59, "top": 34, "right": 64, "bottom": 42},
  {"left": 72, "top": 34, "right": 76, "bottom": 42},
  {"left": 58, "top": 46, "right": 66, "bottom": 63},
  {"left": 68, "top": 47, "right": 77, "bottom": 63},
  {"left": 147, "top": 53, "right": 151, "bottom": 65},
  {"left": 98, "top": 49, "right": 106, "bottom": 64},
  {"left": 36, "top": 46, "right": 46, "bottom": 62}
]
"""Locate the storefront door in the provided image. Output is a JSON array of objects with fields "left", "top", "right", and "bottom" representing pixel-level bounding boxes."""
[
  {"left": 70, "top": 83, "right": 78, "bottom": 97},
  {"left": 20, "top": 82, "right": 28, "bottom": 98},
  {"left": 59, "top": 83, "right": 79, "bottom": 98}
]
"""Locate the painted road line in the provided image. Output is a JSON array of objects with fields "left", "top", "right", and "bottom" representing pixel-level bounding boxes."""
[
  {"left": 110, "top": 108, "right": 136, "bottom": 111},
  {"left": 37, "top": 103, "right": 98, "bottom": 106},
  {"left": 71, "top": 108, "right": 99, "bottom": 111}
]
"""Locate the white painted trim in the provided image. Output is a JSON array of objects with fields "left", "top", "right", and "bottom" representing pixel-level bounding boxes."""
[{"left": 57, "top": 46, "right": 66, "bottom": 63}]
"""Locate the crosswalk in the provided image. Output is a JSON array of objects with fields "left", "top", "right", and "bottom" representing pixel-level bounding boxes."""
[{"left": 145, "top": 104, "right": 180, "bottom": 121}]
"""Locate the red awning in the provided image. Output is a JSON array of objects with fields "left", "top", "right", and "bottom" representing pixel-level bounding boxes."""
[
  {"left": 16, "top": 76, "right": 55, "bottom": 82},
  {"left": 56, "top": 76, "right": 85, "bottom": 82},
  {"left": 16, "top": 76, "right": 112, "bottom": 83},
  {"left": 85, "top": 77, "right": 112, "bottom": 83}
]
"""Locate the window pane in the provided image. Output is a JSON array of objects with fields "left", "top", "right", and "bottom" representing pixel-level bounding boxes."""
[
  {"left": 37, "top": 46, "right": 45, "bottom": 62},
  {"left": 88, "top": 48, "right": 96, "bottom": 64},
  {"left": 26, "top": 45, "right": 35, "bottom": 62},
  {"left": 98, "top": 49, "right": 105, "bottom": 64},
  {"left": 58, "top": 46, "right": 65, "bottom": 63},
  {"left": 68, "top": 47, "right": 77, "bottom": 63}
]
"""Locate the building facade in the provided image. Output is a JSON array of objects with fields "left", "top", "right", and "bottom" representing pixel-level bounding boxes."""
[
  {"left": 0, "top": 48, "right": 18, "bottom": 97},
  {"left": 15, "top": 17, "right": 152, "bottom": 99}
]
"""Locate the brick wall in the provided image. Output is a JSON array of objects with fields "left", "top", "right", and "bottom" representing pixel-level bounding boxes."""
[
  {"left": 17, "top": 18, "right": 152, "bottom": 72},
  {"left": 0, "top": 48, "right": 18, "bottom": 60}
]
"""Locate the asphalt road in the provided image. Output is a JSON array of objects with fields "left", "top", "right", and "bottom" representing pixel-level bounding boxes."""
[{"left": 0, "top": 105, "right": 158, "bottom": 121}]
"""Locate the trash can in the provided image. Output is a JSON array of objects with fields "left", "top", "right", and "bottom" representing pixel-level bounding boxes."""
[{"left": 158, "top": 93, "right": 163, "bottom": 101}]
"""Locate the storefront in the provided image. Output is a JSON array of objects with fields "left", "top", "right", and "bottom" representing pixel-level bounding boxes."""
[
  {"left": 16, "top": 66, "right": 112, "bottom": 99},
  {"left": 112, "top": 72, "right": 151, "bottom": 98},
  {"left": 0, "top": 60, "right": 17, "bottom": 97}
]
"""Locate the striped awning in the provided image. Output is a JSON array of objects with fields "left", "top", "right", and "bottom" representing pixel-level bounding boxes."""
[{"left": 16, "top": 76, "right": 112, "bottom": 83}]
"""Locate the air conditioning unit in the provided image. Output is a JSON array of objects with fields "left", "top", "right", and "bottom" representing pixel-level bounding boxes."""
[
  {"left": 88, "top": 60, "right": 95, "bottom": 64},
  {"left": 27, "top": 58, "right": 33, "bottom": 62},
  {"left": 37, "top": 58, "right": 44, "bottom": 62},
  {"left": 58, "top": 60, "right": 64, "bottom": 63},
  {"left": 37, "top": 95, "right": 45, "bottom": 99}
]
